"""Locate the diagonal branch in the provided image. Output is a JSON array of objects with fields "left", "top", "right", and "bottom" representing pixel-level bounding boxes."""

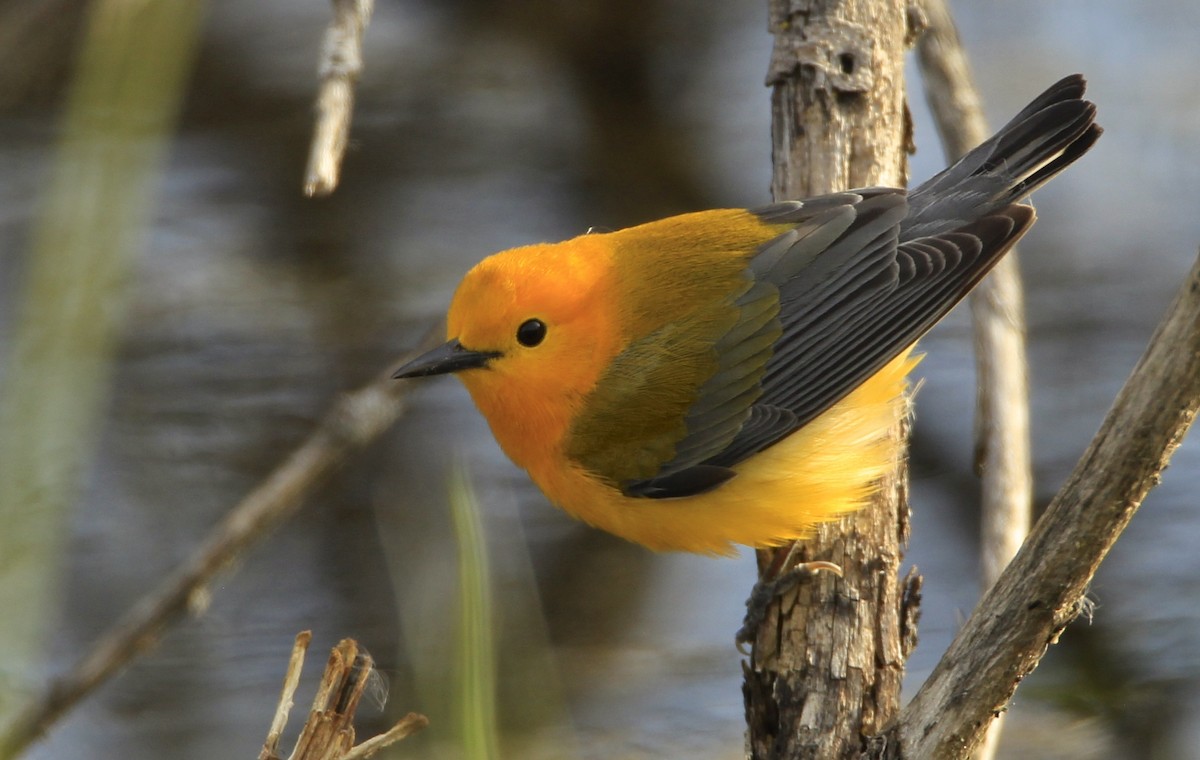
[
  {"left": 0, "top": 331, "right": 442, "bottom": 760},
  {"left": 881, "top": 250, "right": 1200, "bottom": 758}
]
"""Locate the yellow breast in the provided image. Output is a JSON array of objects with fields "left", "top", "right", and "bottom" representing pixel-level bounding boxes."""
[{"left": 524, "top": 351, "right": 918, "bottom": 555}]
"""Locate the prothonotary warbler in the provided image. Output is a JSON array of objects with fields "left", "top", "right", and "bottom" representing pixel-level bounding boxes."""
[{"left": 394, "top": 75, "right": 1101, "bottom": 556}]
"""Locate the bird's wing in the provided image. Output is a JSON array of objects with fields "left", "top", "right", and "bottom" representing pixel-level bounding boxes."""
[
  {"left": 561, "top": 255, "right": 783, "bottom": 499},
  {"left": 710, "top": 197, "right": 1034, "bottom": 467},
  {"left": 631, "top": 190, "right": 916, "bottom": 496},
  {"left": 565, "top": 191, "right": 901, "bottom": 498},
  {"left": 567, "top": 77, "right": 1096, "bottom": 500},
  {"left": 567, "top": 190, "right": 1031, "bottom": 499}
]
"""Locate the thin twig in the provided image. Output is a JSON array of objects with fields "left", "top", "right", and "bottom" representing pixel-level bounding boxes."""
[
  {"left": 266, "top": 637, "right": 428, "bottom": 760},
  {"left": 0, "top": 330, "right": 444, "bottom": 759},
  {"left": 260, "top": 631, "right": 314, "bottom": 760},
  {"left": 914, "top": 1, "right": 1033, "bottom": 756},
  {"left": 342, "top": 713, "right": 429, "bottom": 760},
  {"left": 304, "top": 0, "right": 375, "bottom": 197},
  {"left": 882, "top": 250, "right": 1200, "bottom": 758}
]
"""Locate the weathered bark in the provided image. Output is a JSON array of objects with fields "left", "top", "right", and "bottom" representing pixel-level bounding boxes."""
[
  {"left": 259, "top": 635, "right": 428, "bottom": 760},
  {"left": 743, "top": 2, "right": 916, "bottom": 757}
]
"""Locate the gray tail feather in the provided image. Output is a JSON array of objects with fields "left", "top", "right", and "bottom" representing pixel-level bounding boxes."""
[{"left": 903, "top": 74, "right": 1102, "bottom": 238}]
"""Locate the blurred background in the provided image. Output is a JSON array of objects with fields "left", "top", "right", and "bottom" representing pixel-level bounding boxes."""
[{"left": 1, "top": 0, "right": 1198, "bottom": 758}]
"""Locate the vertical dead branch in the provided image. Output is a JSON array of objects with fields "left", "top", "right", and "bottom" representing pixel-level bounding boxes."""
[
  {"left": 914, "top": 2, "right": 1034, "bottom": 756},
  {"left": 915, "top": 0, "right": 1032, "bottom": 588},
  {"left": 744, "top": 1, "right": 914, "bottom": 757}
]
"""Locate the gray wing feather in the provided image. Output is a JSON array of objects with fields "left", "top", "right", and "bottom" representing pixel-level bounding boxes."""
[
  {"left": 624, "top": 75, "right": 1098, "bottom": 497},
  {"left": 622, "top": 191, "right": 904, "bottom": 497},
  {"left": 710, "top": 209, "right": 1030, "bottom": 467}
]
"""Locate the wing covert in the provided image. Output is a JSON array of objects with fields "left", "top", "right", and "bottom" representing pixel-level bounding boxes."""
[
  {"left": 564, "top": 190, "right": 1033, "bottom": 498},
  {"left": 619, "top": 191, "right": 905, "bottom": 498},
  {"left": 712, "top": 204, "right": 1034, "bottom": 467}
]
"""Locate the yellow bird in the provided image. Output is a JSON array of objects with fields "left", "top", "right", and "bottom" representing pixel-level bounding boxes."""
[{"left": 395, "top": 75, "right": 1100, "bottom": 556}]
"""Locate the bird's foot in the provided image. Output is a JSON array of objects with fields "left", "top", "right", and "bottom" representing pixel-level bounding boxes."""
[{"left": 735, "top": 558, "right": 843, "bottom": 654}]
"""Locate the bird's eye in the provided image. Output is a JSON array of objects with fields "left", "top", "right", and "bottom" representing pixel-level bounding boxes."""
[{"left": 516, "top": 318, "right": 547, "bottom": 347}]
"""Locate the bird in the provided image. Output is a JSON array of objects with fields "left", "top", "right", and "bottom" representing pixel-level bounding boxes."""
[{"left": 394, "top": 75, "right": 1100, "bottom": 557}]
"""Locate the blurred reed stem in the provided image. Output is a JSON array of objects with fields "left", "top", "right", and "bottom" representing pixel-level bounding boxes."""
[
  {"left": 449, "top": 459, "right": 501, "bottom": 760},
  {"left": 0, "top": 0, "right": 206, "bottom": 744}
]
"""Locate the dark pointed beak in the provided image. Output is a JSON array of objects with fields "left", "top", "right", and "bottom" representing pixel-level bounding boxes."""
[{"left": 392, "top": 339, "right": 501, "bottom": 379}]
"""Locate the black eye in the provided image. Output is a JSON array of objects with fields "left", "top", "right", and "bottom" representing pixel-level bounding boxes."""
[{"left": 516, "top": 318, "right": 546, "bottom": 347}]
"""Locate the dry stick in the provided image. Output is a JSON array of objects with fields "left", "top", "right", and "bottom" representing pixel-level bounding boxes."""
[
  {"left": 305, "top": 0, "right": 375, "bottom": 197},
  {"left": 914, "top": 3, "right": 1033, "bottom": 758},
  {"left": 879, "top": 251, "right": 1200, "bottom": 758},
  {"left": 260, "top": 631, "right": 314, "bottom": 760},
  {"left": 915, "top": 0, "right": 1032, "bottom": 586},
  {"left": 0, "top": 332, "right": 443, "bottom": 759},
  {"left": 267, "top": 637, "right": 429, "bottom": 760},
  {"left": 341, "top": 713, "right": 428, "bottom": 760},
  {"left": 291, "top": 641, "right": 366, "bottom": 758}
]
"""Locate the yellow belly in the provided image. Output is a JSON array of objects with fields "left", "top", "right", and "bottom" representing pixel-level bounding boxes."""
[{"left": 532, "top": 351, "right": 919, "bottom": 555}]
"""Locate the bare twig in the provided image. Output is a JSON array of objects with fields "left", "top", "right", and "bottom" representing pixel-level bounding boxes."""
[
  {"left": 915, "top": 0, "right": 1032, "bottom": 585},
  {"left": 305, "top": 0, "right": 375, "bottom": 197},
  {"left": 262, "top": 637, "right": 428, "bottom": 760},
  {"left": 0, "top": 330, "right": 443, "bottom": 759},
  {"left": 341, "top": 713, "right": 428, "bottom": 760},
  {"left": 883, "top": 250, "right": 1200, "bottom": 758},
  {"left": 260, "top": 631, "right": 314, "bottom": 760},
  {"left": 914, "top": 2, "right": 1033, "bottom": 756}
]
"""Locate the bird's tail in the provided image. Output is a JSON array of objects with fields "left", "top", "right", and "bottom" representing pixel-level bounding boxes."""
[{"left": 903, "top": 74, "right": 1102, "bottom": 238}]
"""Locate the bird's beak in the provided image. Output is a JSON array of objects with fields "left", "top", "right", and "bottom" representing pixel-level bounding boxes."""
[{"left": 392, "top": 339, "right": 501, "bottom": 379}]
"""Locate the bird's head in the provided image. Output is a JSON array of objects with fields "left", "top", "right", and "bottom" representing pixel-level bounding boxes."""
[{"left": 393, "top": 235, "right": 623, "bottom": 451}]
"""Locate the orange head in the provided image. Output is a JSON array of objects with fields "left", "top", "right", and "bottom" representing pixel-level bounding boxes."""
[{"left": 393, "top": 234, "right": 624, "bottom": 463}]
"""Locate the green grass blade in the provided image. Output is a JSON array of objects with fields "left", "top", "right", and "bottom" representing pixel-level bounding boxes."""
[{"left": 448, "top": 459, "right": 500, "bottom": 760}]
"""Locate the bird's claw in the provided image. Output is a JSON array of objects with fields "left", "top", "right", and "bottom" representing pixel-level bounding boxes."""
[{"left": 736, "top": 560, "right": 844, "bottom": 654}]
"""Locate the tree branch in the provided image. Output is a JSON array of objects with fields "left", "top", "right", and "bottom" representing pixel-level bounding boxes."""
[
  {"left": 744, "top": 1, "right": 915, "bottom": 756},
  {"left": 0, "top": 331, "right": 442, "bottom": 759},
  {"left": 915, "top": 0, "right": 1033, "bottom": 587},
  {"left": 885, "top": 250, "right": 1200, "bottom": 757},
  {"left": 304, "top": 0, "right": 374, "bottom": 197}
]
